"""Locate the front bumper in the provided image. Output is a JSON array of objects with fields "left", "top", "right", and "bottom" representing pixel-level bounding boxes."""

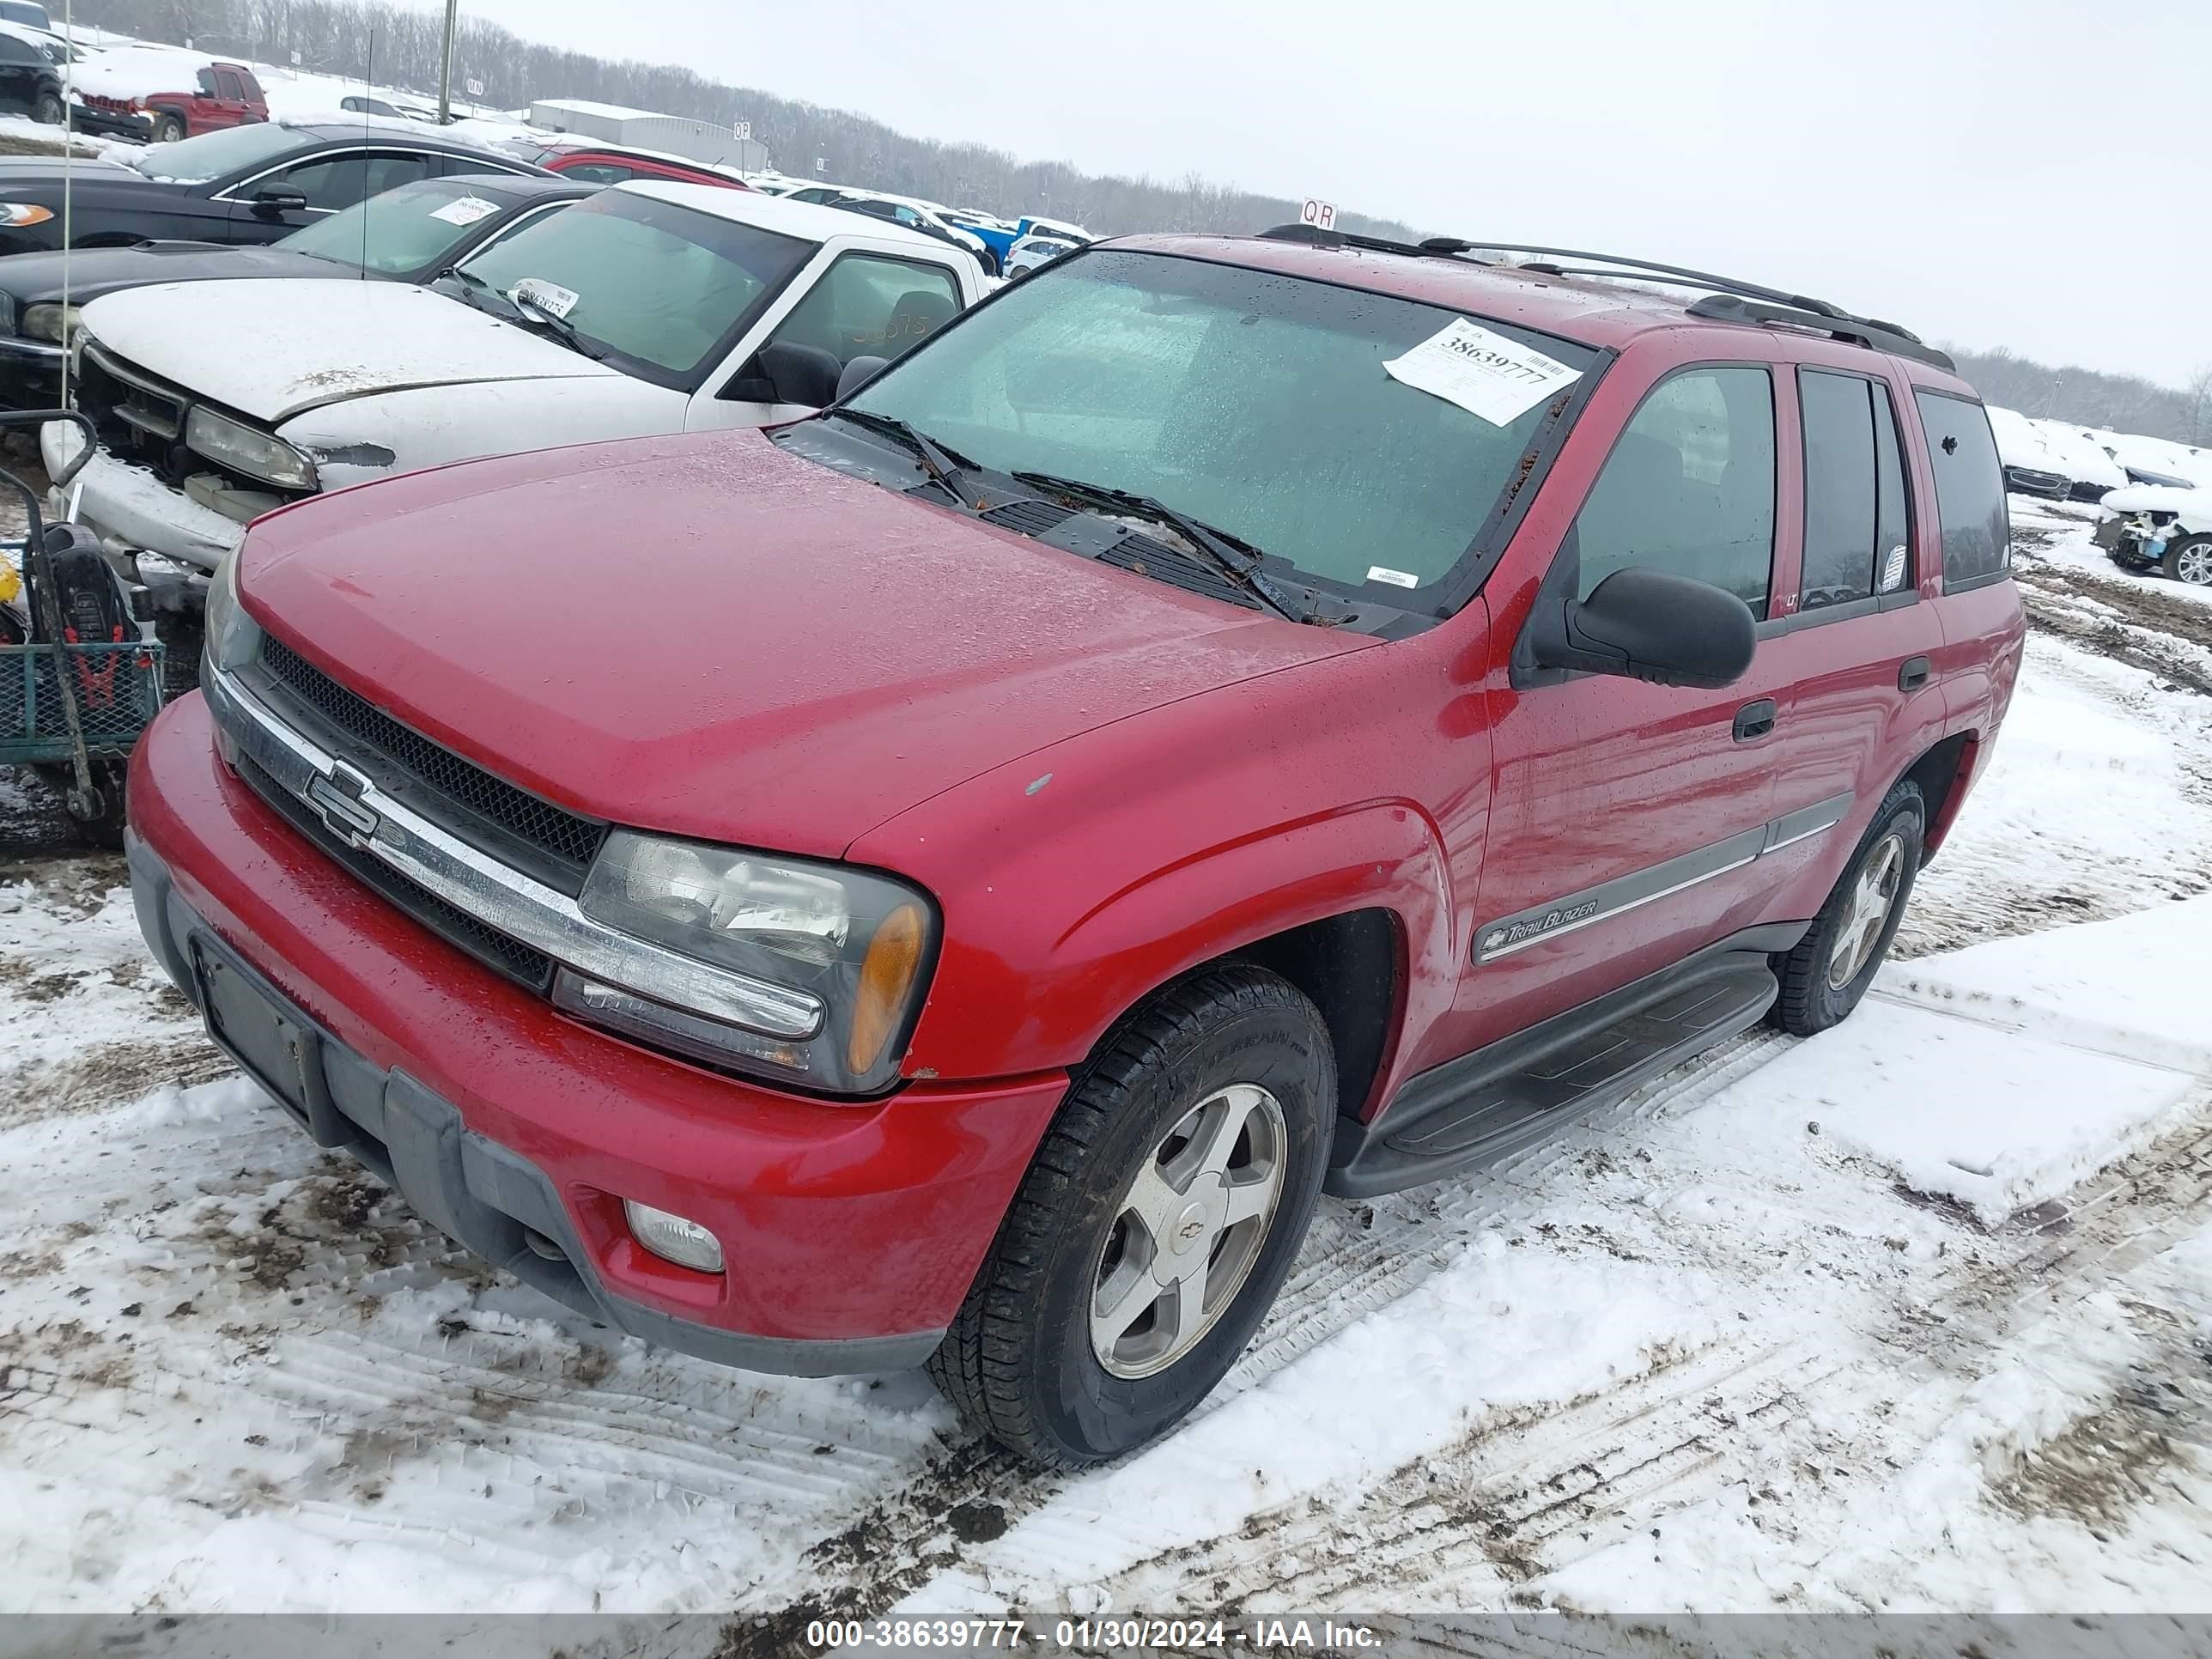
[
  {"left": 128, "top": 692, "right": 1067, "bottom": 1372},
  {"left": 71, "top": 104, "right": 153, "bottom": 140},
  {"left": 42, "top": 420, "right": 244, "bottom": 579},
  {"left": 0, "top": 335, "right": 64, "bottom": 410}
]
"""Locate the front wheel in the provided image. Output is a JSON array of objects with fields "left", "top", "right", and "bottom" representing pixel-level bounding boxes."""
[
  {"left": 1769, "top": 780, "right": 1925, "bottom": 1036},
  {"left": 153, "top": 113, "right": 186, "bottom": 144},
  {"left": 2164, "top": 534, "right": 2212, "bottom": 586},
  {"left": 929, "top": 964, "right": 1334, "bottom": 1468}
]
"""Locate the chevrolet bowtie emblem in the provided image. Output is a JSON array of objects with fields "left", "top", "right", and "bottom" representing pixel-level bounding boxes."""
[{"left": 305, "top": 762, "right": 380, "bottom": 849}]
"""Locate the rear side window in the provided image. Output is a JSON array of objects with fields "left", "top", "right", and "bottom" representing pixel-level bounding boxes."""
[
  {"left": 216, "top": 69, "right": 245, "bottom": 99},
  {"left": 1575, "top": 366, "right": 1777, "bottom": 617},
  {"left": 762, "top": 252, "right": 961, "bottom": 371},
  {"left": 1913, "top": 392, "right": 2009, "bottom": 587},
  {"left": 1799, "top": 369, "right": 1913, "bottom": 609}
]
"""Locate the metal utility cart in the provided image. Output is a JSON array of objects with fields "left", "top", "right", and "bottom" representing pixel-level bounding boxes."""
[{"left": 1, "top": 410, "right": 164, "bottom": 847}]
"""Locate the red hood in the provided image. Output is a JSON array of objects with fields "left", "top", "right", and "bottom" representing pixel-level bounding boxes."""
[{"left": 239, "top": 429, "right": 1369, "bottom": 858}]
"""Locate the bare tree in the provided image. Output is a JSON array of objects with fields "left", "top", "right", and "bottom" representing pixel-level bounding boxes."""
[{"left": 2186, "top": 364, "right": 2212, "bottom": 446}]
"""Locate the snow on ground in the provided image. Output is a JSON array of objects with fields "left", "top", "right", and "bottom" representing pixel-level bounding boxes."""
[{"left": 3, "top": 556, "right": 2212, "bottom": 1627}]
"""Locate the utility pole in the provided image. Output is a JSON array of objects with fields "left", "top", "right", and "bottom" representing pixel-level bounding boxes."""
[{"left": 435, "top": 0, "right": 458, "bottom": 124}]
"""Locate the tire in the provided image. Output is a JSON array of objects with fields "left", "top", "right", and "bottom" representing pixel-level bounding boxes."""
[
  {"left": 1769, "top": 780, "right": 1925, "bottom": 1036},
  {"left": 2163, "top": 534, "right": 2212, "bottom": 587},
  {"left": 33, "top": 90, "right": 64, "bottom": 126},
  {"left": 66, "top": 758, "right": 131, "bottom": 849},
  {"left": 928, "top": 963, "right": 1334, "bottom": 1468},
  {"left": 153, "top": 113, "right": 186, "bottom": 144}
]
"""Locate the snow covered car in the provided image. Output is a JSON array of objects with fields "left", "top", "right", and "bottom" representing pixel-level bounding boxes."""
[
  {"left": 1004, "top": 230, "right": 1079, "bottom": 277},
  {"left": 0, "top": 173, "right": 595, "bottom": 412},
  {"left": 44, "top": 184, "right": 985, "bottom": 599},
  {"left": 2095, "top": 485, "right": 2211, "bottom": 586}
]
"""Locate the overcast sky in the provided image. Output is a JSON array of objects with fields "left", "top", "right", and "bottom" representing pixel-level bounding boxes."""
[{"left": 432, "top": 0, "right": 2206, "bottom": 386}]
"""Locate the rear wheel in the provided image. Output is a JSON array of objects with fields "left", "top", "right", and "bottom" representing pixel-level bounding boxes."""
[
  {"left": 1769, "top": 781, "right": 1925, "bottom": 1036},
  {"left": 33, "top": 90, "right": 64, "bottom": 126},
  {"left": 153, "top": 112, "right": 186, "bottom": 144},
  {"left": 2164, "top": 534, "right": 2212, "bottom": 586},
  {"left": 928, "top": 964, "right": 1334, "bottom": 1468}
]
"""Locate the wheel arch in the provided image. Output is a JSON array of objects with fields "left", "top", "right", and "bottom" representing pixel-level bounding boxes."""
[{"left": 1901, "top": 730, "right": 1976, "bottom": 865}]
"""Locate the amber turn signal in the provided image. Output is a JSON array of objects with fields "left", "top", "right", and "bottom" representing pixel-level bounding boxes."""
[{"left": 848, "top": 902, "right": 927, "bottom": 1076}]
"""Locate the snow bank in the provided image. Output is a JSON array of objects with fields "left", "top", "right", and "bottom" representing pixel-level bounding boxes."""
[
  {"left": 1879, "top": 894, "right": 2212, "bottom": 1073},
  {"left": 1685, "top": 888, "right": 2212, "bottom": 1226}
]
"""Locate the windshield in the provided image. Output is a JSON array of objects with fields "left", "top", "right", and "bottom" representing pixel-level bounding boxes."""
[
  {"left": 281, "top": 178, "right": 526, "bottom": 275},
  {"left": 848, "top": 249, "right": 1600, "bottom": 594},
  {"left": 135, "top": 122, "right": 314, "bottom": 184},
  {"left": 456, "top": 189, "right": 812, "bottom": 387}
]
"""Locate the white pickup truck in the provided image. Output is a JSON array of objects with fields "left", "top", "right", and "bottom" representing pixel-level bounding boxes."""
[{"left": 46, "top": 182, "right": 987, "bottom": 592}]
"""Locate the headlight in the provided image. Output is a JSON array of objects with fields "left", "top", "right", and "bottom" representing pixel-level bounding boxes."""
[
  {"left": 203, "top": 542, "right": 261, "bottom": 676},
  {"left": 185, "top": 406, "right": 319, "bottom": 492},
  {"left": 22, "top": 303, "right": 82, "bottom": 345},
  {"left": 571, "top": 832, "right": 937, "bottom": 1094},
  {"left": 0, "top": 204, "right": 54, "bottom": 228}
]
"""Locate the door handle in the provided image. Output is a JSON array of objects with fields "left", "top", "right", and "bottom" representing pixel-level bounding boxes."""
[
  {"left": 1732, "top": 698, "right": 1778, "bottom": 742},
  {"left": 1898, "top": 655, "right": 1931, "bottom": 692}
]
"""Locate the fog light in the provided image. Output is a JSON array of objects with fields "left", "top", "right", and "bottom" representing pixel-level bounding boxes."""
[{"left": 623, "top": 1200, "right": 725, "bottom": 1273}]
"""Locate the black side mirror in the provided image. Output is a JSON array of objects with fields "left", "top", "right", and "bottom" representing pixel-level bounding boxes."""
[
  {"left": 1522, "top": 566, "right": 1756, "bottom": 690},
  {"left": 250, "top": 184, "right": 308, "bottom": 218},
  {"left": 836, "top": 355, "right": 888, "bottom": 402},
  {"left": 725, "top": 342, "right": 843, "bottom": 407}
]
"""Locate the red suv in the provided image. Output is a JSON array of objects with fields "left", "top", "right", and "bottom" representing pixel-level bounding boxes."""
[
  {"left": 81, "top": 60, "right": 268, "bottom": 144},
  {"left": 502, "top": 137, "right": 752, "bottom": 190},
  {"left": 126, "top": 227, "right": 2022, "bottom": 1468}
]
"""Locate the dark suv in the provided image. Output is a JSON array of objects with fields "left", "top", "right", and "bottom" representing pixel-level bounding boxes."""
[{"left": 127, "top": 228, "right": 2023, "bottom": 1468}]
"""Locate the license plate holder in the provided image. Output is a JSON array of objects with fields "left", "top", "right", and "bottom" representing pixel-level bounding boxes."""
[{"left": 191, "top": 935, "right": 322, "bottom": 1133}]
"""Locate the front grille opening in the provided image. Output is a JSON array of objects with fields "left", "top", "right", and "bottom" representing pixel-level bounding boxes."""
[
  {"left": 257, "top": 635, "right": 609, "bottom": 884},
  {"left": 236, "top": 750, "right": 556, "bottom": 993}
]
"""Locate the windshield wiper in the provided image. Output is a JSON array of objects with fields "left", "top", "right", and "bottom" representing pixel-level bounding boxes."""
[
  {"left": 826, "top": 408, "right": 985, "bottom": 508},
  {"left": 1012, "top": 471, "right": 1342, "bottom": 625},
  {"left": 437, "top": 267, "right": 605, "bottom": 361},
  {"left": 436, "top": 264, "right": 507, "bottom": 316},
  {"left": 508, "top": 296, "right": 605, "bottom": 362}
]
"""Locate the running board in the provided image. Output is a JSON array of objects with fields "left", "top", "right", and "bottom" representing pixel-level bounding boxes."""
[{"left": 1328, "top": 949, "right": 1782, "bottom": 1199}]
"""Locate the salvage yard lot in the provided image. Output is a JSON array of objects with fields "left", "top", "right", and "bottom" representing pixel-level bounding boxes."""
[{"left": 3, "top": 513, "right": 2212, "bottom": 1628}]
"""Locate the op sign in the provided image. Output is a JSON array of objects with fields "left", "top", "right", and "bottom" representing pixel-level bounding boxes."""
[{"left": 1300, "top": 198, "right": 1337, "bottom": 232}]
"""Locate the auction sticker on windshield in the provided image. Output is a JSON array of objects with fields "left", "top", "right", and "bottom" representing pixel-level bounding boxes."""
[
  {"left": 1382, "top": 319, "right": 1581, "bottom": 427},
  {"left": 509, "top": 277, "right": 580, "bottom": 320},
  {"left": 431, "top": 196, "right": 501, "bottom": 228}
]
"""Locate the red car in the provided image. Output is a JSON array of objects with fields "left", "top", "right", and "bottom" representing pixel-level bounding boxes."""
[
  {"left": 79, "top": 60, "right": 267, "bottom": 143},
  {"left": 501, "top": 137, "right": 751, "bottom": 191},
  {"left": 128, "top": 227, "right": 2022, "bottom": 1468}
]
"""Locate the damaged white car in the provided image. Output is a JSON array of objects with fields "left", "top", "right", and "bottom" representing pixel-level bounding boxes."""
[
  {"left": 45, "top": 182, "right": 984, "bottom": 602},
  {"left": 2095, "top": 484, "right": 2211, "bottom": 586}
]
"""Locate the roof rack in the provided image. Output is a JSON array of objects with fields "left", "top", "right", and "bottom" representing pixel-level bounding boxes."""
[{"left": 1255, "top": 225, "right": 1954, "bottom": 372}]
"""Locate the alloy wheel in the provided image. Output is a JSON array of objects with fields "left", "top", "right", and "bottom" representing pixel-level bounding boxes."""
[
  {"left": 1828, "top": 830, "right": 1905, "bottom": 988},
  {"left": 1090, "top": 1083, "right": 1287, "bottom": 1379}
]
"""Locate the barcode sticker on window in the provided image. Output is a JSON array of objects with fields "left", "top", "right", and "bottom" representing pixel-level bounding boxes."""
[
  {"left": 1366, "top": 566, "right": 1419, "bottom": 588},
  {"left": 430, "top": 196, "right": 499, "bottom": 228},
  {"left": 1383, "top": 319, "right": 1581, "bottom": 427}
]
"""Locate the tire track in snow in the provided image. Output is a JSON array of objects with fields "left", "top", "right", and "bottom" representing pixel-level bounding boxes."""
[
  {"left": 719, "top": 1034, "right": 1796, "bottom": 1638},
  {"left": 1068, "top": 1103, "right": 2212, "bottom": 1612}
]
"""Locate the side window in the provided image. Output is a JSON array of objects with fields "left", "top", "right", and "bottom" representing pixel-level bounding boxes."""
[
  {"left": 0, "top": 36, "right": 35, "bottom": 64},
  {"left": 759, "top": 252, "right": 960, "bottom": 371},
  {"left": 274, "top": 151, "right": 437, "bottom": 211},
  {"left": 216, "top": 69, "right": 245, "bottom": 99},
  {"left": 1574, "top": 366, "right": 1776, "bottom": 617},
  {"left": 1912, "top": 392, "right": 2010, "bottom": 587},
  {"left": 1799, "top": 369, "right": 1913, "bottom": 609},
  {"left": 195, "top": 67, "right": 216, "bottom": 95}
]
